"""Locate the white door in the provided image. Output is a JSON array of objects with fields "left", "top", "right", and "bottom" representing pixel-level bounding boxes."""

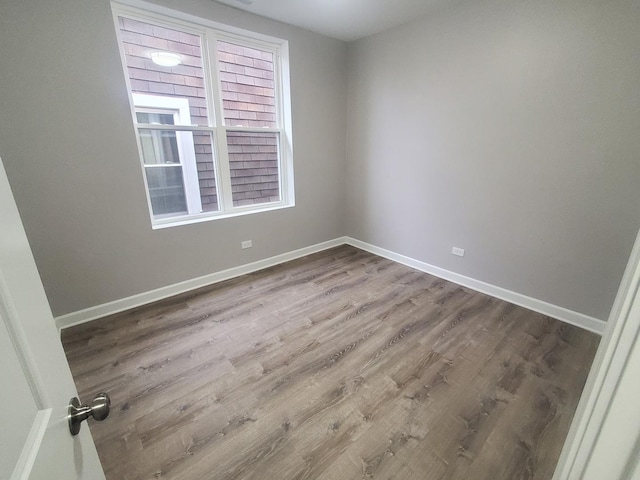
[
  {"left": 0, "top": 156, "right": 105, "bottom": 480},
  {"left": 553, "top": 226, "right": 640, "bottom": 480},
  {"left": 575, "top": 231, "right": 640, "bottom": 480}
]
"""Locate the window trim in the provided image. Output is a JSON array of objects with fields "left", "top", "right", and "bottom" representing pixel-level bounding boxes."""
[{"left": 111, "top": 0, "right": 295, "bottom": 229}]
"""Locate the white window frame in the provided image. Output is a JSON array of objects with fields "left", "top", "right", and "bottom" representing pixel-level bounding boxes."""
[{"left": 112, "top": 1, "right": 295, "bottom": 229}]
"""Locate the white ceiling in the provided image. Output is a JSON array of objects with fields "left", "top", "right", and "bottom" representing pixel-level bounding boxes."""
[{"left": 213, "top": 0, "right": 450, "bottom": 42}]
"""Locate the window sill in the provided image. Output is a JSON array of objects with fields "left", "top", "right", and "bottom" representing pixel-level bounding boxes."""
[{"left": 150, "top": 202, "right": 295, "bottom": 230}]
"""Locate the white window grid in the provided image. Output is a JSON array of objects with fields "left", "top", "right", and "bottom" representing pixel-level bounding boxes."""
[{"left": 112, "top": 2, "right": 294, "bottom": 228}]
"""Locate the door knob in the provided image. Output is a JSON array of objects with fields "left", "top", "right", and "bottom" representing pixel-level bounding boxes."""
[{"left": 68, "top": 393, "right": 111, "bottom": 436}]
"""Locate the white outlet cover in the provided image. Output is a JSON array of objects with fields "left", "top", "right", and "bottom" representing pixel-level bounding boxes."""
[{"left": 452, "top": 247, "right": 465, "bottom": 257}]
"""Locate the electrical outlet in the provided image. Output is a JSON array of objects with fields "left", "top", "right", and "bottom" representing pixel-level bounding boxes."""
[
  {"left": 241, "top": 240, "right": 252, "bottom": 249},
  {"left": 452, "top": 247, "right": 465, "bottom": 257}
]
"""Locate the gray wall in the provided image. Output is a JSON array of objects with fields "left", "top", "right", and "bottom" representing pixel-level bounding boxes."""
[
  {"left": 0, "top": 0, "right": 348, "bottom": 316},
  {"left": 1, "top": 0, "right": 639, "bottom": 322},
  {"left": 346, "top": 0, "right": 640, "bottom": 320}
]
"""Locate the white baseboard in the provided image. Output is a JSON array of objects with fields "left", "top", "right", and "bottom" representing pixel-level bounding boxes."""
[
  {"left": 56, "top": 235, "right": 607, "bottom": 336},
  {"left": 55, "top": 237, "right": 348, "bottom": 331},
  {"left": 345, "top": 237, "right": 607, "bottom": 336}
]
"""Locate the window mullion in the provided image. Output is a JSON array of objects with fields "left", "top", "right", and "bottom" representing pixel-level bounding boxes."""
[
  {"left": 215, "top": 125, "right": 233, "bottom": 211},
  {"left": 204, "top": 33, "right": 233, "bottom": 213}
]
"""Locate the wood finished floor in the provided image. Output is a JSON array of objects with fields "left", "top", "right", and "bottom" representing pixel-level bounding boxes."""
[{"left": 62, "top": 246, "right": 599, "bottom": 480}]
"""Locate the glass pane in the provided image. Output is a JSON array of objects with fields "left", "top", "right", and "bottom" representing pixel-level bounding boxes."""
[
  {"left": 138, "top": 129, "right": 180, "bottom": 165},
  {"left": 136, "top": 112, "right": 175, "bottom": 125},
  {"left": 118, "top": 16, "right": 210, "bottom": 126},
  {"left": 227, "top": 131, "right": 280, "bottom": 207},
  {"left": 145, "top": 166, "right": 187, "bottom": 216},
  {"left": 192, "top": 131, "right": 219, "bottom": 213},
  {"left": 140, "top": 129, "right": 219, "bottom": 214},
  {"left": 217, "top": 41, "right": 276, "bottom": 128}
]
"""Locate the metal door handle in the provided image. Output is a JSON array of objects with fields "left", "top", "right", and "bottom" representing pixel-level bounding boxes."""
[{"left": 68, "top": 393, "right": 111, "bottom": 436}]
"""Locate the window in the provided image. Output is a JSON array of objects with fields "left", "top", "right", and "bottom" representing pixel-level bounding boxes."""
[{"left": 112, "top": 4, "right": 293, "bottom": 228}]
